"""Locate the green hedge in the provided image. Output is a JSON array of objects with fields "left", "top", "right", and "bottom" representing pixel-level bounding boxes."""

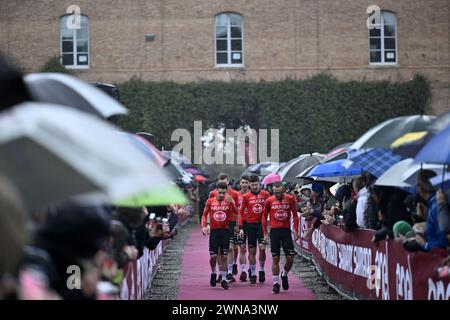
[
  {"left": 40, "top": 57, "right": 72, "bottom": 74},
  {"left": 117, "top": 73, "right": 431, "bottom": 162}
]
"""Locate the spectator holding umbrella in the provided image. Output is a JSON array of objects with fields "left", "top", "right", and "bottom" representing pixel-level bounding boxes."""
[{"left": 409, "top": 171, "right": 448, "bottom": 252}]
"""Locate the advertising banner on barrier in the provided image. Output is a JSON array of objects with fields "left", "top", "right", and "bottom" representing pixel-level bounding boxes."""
[
  {"left": 297, "top": 220, "right": 450, "bottom": 300},
  {"left": 120, "top": 242, "right": 164, "bottom": 300}
]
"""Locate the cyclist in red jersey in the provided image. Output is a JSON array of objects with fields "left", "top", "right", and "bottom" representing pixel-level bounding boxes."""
[
  {"left": 202, "top": 182, "right": 237, "bottom": 290},
  {"left": 238, "top": 175, "right": 271, "bottom": 284},
  {"left": 236, "top": 175, "right": 250, "bottom": 281},
  {"left": 262, "top": 182, "right": 299, "bottom": 294},
  {"left": 209, "top": 173, "right": 239, "bottom": 282}
]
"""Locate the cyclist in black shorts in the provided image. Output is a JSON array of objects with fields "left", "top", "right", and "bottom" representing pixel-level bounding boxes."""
[
  {"left": 202, "top": 182, "right": 237, "bottom": 290},
  {"left": 236, "top": 176, "right": 250, "bottom": 281},
  {"left": 238, "top": 175, "right": 271, "bottom": 284},
  {"left": 209, "top": 174, "right": 240, "bottom": 283},
  {"left": 262, "top": 182, "right": 299, "bottom": 294}
]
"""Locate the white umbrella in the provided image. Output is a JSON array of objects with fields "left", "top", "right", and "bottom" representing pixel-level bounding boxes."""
[
  {"left": 402, "top": 162, "right": 445, "bottom": 185},
  {"left": 0, "top": 102, "right": 172, "bottom": 209},
  {"left": 24, "top": 73, "right": 128, "bottom": 118},
  {"left": 375, "top": 159, "right": 414, "bottom": 188}
]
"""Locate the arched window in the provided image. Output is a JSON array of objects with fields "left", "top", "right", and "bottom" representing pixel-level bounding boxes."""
[
  {"left": 369, "top": 11, "right": 397, "bottom": 64},
  {"left": 215, "top": 13, "right": 244, "bottom": 67},
  {"left": 60, "top": 15, "right": 89, "bottom": 68}
]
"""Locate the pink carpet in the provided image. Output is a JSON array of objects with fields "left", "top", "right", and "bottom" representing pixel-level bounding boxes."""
[{"left": 177, "top": 225, "right": 315, "bottom": 300}]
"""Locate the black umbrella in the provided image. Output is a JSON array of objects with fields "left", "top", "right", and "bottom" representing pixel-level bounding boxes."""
[
  {"left": 277, "top": 153, "right": 324, "bottom": 183},
  {"left": 351, "top": 115, "right": 436, "bottom": 149},
  {"left": 392, "top": 112, "right": 450, "bottom": 158},
  {"left": 0, "top": 56, "right": 32, "bottom": 112},
  {"left": 24, "top": 73, "right": 128, "bottom": 119}
]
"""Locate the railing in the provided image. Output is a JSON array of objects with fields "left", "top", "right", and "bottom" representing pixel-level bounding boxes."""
[
  {"left": 294, "top": 217, "right": 450, "bottom": 300},
  {"left": 119, "top": 207, "right": 194, "bottom": 300}
]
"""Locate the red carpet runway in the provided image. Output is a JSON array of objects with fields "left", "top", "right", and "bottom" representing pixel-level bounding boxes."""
[{"left": 177, "top": 225, "right": 315, "bottom": 300}]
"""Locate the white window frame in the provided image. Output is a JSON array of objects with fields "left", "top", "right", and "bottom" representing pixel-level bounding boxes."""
[
  {"left": 369, "top": 11, "right": 398, "bottom": 66},
  {"left": 60, "top": 15, "right": 90, "bottom": 69},
  {"left": 214, "top": 13, "right": 244, "bottom": 68}
]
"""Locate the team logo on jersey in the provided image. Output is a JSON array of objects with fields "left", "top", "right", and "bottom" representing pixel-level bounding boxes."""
[
  {"left": 274, "top": 210, "right": 288, "bottom": 220},
  {"left": 213, "top": 211, "right": 227, "bottom": 222},
  {"left": 253, "top": 204, "right": 263, "bottom": 214}
]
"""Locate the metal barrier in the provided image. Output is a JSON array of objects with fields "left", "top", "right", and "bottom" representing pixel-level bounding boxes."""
[
  {"left": 120, "top": 207, "right": 193, "bottom": 300},
  {"left": 294, "top": 217, "right": 450, "bottom": 300}
]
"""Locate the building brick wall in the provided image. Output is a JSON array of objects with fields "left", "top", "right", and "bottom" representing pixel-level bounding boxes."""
[{"left": 0, "top": 0, "right": 448, "bottom": 113}]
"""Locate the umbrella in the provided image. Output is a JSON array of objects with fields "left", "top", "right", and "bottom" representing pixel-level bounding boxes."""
[
  {"left": 391, "top": 131, "right": 428, "bottom": 149},
  {"left": 162, "top": 150, "right": 192, "bottom": 167},
  {"left": 391, "top": 131, "right": 430, "bottom": 158},
  {"left": 194, "top": 175, "right": 207, "bottom": 183},
  {"left": 122, "top": 133, "right": 189, "bottom": 181},
  {"left": 402, "top": 163, "right": 445, "bottom": 185},
  {"left": 414, "top": 125, "right": 450, "bottom": 165},
  {"left": 430, "top": 172, "right": 450, "bottom": 188},
  {"left": 24, "top": 73, "right": 128, "bottom": 119},
  {"left": 429, "top": 111, "right": 450, "bottom": 134},
  {"left": 123, "top": 133, "right": 167, "bottom": 167},
  {"left": 136, "top": 132, "right": 155, "bottom": 145},
  {"left": 391, "top": 112, "right": 450, "bottom": 158},
  {"left": 0, "top": 102, "right": 172, "bottom": 209},
  {"left": 351, "top": 115, "right": 436, "bottom": 149},
  {"left": 185, "top": 167, "right": 202, "bottom": 175},
  {"left": 320, "top": 147, "right": 351, "bottom": 164},
  {"left": 296, "top": 164, "right": 316, "bottom": 180},
  {"left": 181, "top": 171, "right": 193, "bottom": 184},
  {"left": 0, "top": 56, "right": 32, "bottom": 112},
  {"left": 114, "top": 183, "right": 189, "bottom": 207},
  {"left": 375, "top": 159, "right": 414, "bottom": 188},
  {"left": 163, "top": 160, "right": 185, "bottom": 180},
  {"left": 277, "top": 153, "right": 324, "bottom": 183},
  {"left": 91, "top": 82, "right": 119, "bottom": 100},
  {"left": 348, "top": 148, "right": 403, "bottom": 177},
  {"left": 244, "top": 162, "right": 280, "bottom": 176},
  {"left": 306, "top": 159, "right": 362, "bottom": 178},
  {"left": 260, "top": 163, "right": 282, "bottom": 176},
  {"left": 262, "top": 173, "right": 281, "bottom": 185}
]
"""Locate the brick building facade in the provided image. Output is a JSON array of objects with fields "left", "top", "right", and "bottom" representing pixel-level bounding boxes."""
[{"left": 1, "top": 0, "right": 449, "bottom": 113}]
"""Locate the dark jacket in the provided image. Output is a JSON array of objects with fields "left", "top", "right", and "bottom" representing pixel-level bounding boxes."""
[
  {"left": 364, "top": 196, "right": 380, "bottom": 230},
  {"left": 342, "top": 200, "right": 358, "bottom": 232}
]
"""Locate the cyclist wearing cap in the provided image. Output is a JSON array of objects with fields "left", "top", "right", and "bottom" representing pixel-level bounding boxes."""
[{"left": 262, "top": 182, "right": 299, "bottom": 294}]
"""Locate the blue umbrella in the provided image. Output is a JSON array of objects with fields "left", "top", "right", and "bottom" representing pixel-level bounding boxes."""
[
  {"left": 307, "top": 159, "right": 362, "bottom": 178},
  {"left": 414, "top": 125, "right": 450, "bottom": 164},
  {"left": 430, "top": 173, "right": 450, "bottom": 188},
  {"left": 349, "top": 148, "right": 403, "bottom": 177}
]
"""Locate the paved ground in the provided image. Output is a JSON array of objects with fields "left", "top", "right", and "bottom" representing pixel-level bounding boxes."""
[
  {"left": 147, "top": 223, "right": 193, "bottom": 300},
  {"left": 147, "top": 222, "right": 340, "bottom": 300}
]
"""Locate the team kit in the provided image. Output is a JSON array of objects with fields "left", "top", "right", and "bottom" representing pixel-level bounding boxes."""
[{"left": 201, "top": 174, "right": 299, "bottom": 294}]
